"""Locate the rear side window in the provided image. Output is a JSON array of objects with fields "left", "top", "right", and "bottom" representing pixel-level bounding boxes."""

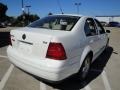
[
  {"left": 28, "top": 15, "right": 80, "bottom": 31},
  {"left": 84, "top": 18, "right": 97, "bottom": 36},
  {"left": 95, "top": 19, "right": 105, "bottom": 34}
]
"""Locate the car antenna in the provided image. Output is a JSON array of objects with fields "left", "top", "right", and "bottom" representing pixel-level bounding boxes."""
[{"left": 57, "top": 0, "right": 64, "bottom": 14}]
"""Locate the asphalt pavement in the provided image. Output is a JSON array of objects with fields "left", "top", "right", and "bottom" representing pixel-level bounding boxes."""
[{"left": 0, "top": 27, "right": 120, "bottom": 90}]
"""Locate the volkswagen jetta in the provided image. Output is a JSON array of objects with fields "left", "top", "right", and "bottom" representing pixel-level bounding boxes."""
[{"left": 7, "top": 14, "right": 110, "bottom": 82}]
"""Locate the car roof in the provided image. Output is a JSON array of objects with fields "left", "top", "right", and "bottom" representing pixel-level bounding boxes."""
[
  {"left": 54, "top": 14, "right": 83, "bottom": 17},
  {"left": 49, "top": 14, "right": 87, "bottom": 18},
  {"left": 50, "top": 14, "right": 95, "bottom": 19}
]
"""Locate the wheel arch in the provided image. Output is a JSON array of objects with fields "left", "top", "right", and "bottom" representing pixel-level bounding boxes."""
[{"left": 79, "top": 46, "right": 93, "bottom": 70}]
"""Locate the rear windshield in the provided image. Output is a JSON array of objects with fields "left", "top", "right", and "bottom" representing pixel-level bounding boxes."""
[{"left": 28, "top": 15, "right": 80, "bottom": 31}]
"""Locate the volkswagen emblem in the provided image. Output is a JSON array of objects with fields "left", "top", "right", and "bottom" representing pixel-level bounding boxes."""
[{"left": 22, "top": 34, "right": 26, "bottom": 40}]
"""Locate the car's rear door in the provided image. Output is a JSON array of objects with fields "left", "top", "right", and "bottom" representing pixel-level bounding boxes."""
[
  {"left": 95, "top": 19, "right": 108, "bottom": 50},
  {"left": 84, "top": 18, "right": 100, "bottom": 56}
]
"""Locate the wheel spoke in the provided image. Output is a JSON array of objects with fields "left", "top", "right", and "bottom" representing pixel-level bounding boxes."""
[{"left": 81, "top": 58, "right": 90, "bottom": 79}]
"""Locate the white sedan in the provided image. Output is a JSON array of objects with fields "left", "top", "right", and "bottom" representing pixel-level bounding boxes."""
[{"left": 7, "top": 14, "right": 110, "bottom": 82}]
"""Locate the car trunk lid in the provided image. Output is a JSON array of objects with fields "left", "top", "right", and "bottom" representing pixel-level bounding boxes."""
[{"left": 10, "top": 27, "right": 52, "bottom": 59}]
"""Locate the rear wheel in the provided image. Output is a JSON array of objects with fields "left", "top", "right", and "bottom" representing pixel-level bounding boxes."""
[{"left": 77, "top": 55, "right": 91, "bottom": 80}]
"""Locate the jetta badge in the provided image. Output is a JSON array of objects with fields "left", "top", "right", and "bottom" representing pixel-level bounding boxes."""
[{"left": 22, "top": 34, "right": 26, "bottom": 40}]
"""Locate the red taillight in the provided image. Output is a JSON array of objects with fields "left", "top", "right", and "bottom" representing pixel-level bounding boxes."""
[{"left": 46, "top": 42, "right": 67, "bottom": 60}]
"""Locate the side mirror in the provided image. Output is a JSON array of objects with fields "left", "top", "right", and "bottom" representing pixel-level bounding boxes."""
[{"left": 106, "top": 30, "right": 110, "bottom": 33}]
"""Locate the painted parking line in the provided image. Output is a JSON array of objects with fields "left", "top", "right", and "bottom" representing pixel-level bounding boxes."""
[
  {"left": 84, "top": 85, "right": 92, "bottom": 90},
  {"left": 0, "top": 55, "right": 8, "bottom": 59},
  {"left": 0, "top": 64, "right": 14, "bottom": 90},
  {"left": 40, "top": 82, "right": 47, "bottom": 90},
  {"left": 101, "top": 70, "right": 111, "bottom": 90}
]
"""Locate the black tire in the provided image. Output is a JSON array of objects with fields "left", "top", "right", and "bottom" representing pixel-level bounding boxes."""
[{"left": 77, "top": 55, "right": 91, "bottom": 80}]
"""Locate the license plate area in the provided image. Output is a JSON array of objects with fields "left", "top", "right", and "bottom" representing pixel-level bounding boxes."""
[{"left": 18, "top": 41, "right": 32, "bottom": 55}]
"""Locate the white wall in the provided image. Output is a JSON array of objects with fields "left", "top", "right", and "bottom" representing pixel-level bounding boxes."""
[
  {"left": 113, "top": 17, "right": 120, "bottom": 22},
  {"left": 96, "top": 17, "right": 120, "bottom": 23}
]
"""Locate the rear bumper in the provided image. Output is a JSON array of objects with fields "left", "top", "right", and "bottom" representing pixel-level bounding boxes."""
[{"left": 7, "top": 46, "right": 79, "bottom": 81}]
